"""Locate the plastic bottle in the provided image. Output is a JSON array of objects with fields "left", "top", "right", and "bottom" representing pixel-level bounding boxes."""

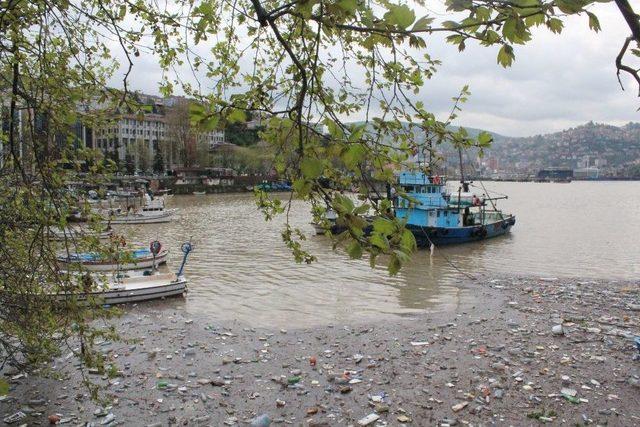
[{"left": 250, "top": 414, "right": 271, "bottom": 427}]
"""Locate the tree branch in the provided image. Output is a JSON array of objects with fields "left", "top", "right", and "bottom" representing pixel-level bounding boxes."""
[{"left": 615, "top": 0, "right": 640, "bottom": 42}]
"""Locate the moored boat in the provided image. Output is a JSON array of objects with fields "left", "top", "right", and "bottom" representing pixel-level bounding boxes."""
[
  {"left": 53, "top": 242, "right": 193, "bottom": 305},
  {"left": 312, "top": 172, "right": 516, "bottom": 247},
  {"left": 62, "top": 273, "right": 187, "bottom": 305},
  {"left": 394, "top": 171, "right": 515, "bottom": 247},
  {"left": 106, "top": 195, "right": 173, "bottom": 224},
  {"left": 58, "top": 246, "right": 169, "bottom": 271}
]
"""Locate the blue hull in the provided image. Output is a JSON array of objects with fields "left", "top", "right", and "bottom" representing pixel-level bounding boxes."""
[
  {"left": 407, "top": 216, "right": 516, "bottom": 247},
  {"left": 317, "top": 215, "right": 516, "bottom": 247}
]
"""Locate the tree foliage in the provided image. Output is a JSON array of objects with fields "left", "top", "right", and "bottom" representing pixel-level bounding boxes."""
[{"left": 157, "top": 0, "right": 632, "bottom": 273}]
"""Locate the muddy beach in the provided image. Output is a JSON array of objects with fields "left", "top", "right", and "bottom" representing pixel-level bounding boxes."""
[{"left": 2, "top": 276, "right": 639, "bottom": 426}]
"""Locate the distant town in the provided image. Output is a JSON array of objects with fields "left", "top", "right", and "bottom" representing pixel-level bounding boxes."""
[
  {"left": 4, "top": 91, "right": 639, "bottom": 183},
  {"left": 471, "top": 121, "right": 640, "bottom": 180}
]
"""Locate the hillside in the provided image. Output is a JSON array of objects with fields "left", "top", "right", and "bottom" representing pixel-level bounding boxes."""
[
  {"left": 486, "top": 122, "right": 640, "bottom": 175},
  {"left": 336, "top": 120, "right": 640, "bottom": 176}
]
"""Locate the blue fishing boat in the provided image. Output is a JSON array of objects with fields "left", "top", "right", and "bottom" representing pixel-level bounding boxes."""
[{"left": 394, "top": 171, "right": 515, "bottom": 247}]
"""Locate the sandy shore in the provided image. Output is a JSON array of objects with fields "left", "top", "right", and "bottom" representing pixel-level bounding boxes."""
[{"left": 2, "top": 276, "right": 639, "bottom": 426}]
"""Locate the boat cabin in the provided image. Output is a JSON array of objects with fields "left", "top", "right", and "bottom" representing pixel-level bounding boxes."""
[
  {"left": 142, "top": 193, "right": 166, "bottom": 212},
  {"left": 394, "top": 172, "right": 463, "bottom": 228}
]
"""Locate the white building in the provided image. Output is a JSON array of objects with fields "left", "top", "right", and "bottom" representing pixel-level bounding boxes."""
[{"left": 92, "top": 97, "right": 225, "bottom": 171}]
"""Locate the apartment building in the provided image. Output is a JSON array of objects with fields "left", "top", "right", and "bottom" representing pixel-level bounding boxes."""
[{"left": 92, "top": 94, "right": 225, "bottom": 171}]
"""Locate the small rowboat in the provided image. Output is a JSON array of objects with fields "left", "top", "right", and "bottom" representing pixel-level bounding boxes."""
[
  {"left": 59, "top": 248, "right": 169, "bottom": 271},
  {"left": 56, "top": 273, "right": 187, "bottom": 305},
  {"left": 192, "top": 191, "right": 206, "bottom": 195}
]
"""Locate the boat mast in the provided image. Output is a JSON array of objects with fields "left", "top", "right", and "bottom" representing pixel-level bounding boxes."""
[{"left": 458, "top": 146, "right": 469, "bottom": 192}]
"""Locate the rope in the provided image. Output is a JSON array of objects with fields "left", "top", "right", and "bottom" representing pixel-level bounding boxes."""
[{"left": 418, "top": 224, "right": 477, "bottom": 281}]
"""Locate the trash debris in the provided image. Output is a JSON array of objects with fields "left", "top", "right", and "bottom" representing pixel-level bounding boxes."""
[
  {"left": 357, "top": 413, "right": 380, "bottom": 426},
  {"left": 287, "top": 376, "right": 301, "bottom": 385},
  {"left": 250, "top": 414, "right": 271, "bottom": 427},
  {"left": 451, "top": 402, "right": 468, "bottom": 412},
  {"left": 3, "top": 412, "right": 26, "bottom": 424}
]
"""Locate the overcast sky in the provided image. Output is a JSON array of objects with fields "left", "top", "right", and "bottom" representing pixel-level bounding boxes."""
[{"left": 108, "top": 2, "right": 639, "bottom": 137}]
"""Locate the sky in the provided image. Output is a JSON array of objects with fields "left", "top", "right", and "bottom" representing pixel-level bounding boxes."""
[{"left": 107, "top": 2, "right": 639, "bottom": 138}]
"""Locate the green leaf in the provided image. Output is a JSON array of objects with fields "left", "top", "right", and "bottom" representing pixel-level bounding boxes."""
[
  {"left": 227, "top": 109, "right": 247, "bottom": 123},
  {"left": 300, "top": 158, "right": 324, "bottom": 179},
  {"left": 347, "top": 241, "right": 363, "bottom": 259},
  {"left": 353, "top": 203, "right": 370, "bottom": 215},
  {"left": 555, "top": 0, "right": 583, "bottom": 14},
  {"left": 475, "top": 7, "right": 491, "bottom": 22},
  {"left": 0, "top": 379, "right": 8, "bottom": 396},
  {"left": 412, "top": 15, "right": 434, "bottom": 31},
  {"left": 348, "top": 124, "right": 366, "bottom": 142},
  {"left": 370, "top": 233, "right": 389, "bottom": 249},
  {"left": 477, "top": 131, "right": 493, "bottom": 146},
  {"left": 361, "top": 34, "right": 393, "bottom": 49},
  {"left": 337, "top": 0, "right": 358, "bottom": 13},
  {"left": 292, "top": 178, "right": 312, "bottom": 196},
  {"left": 324, "top": 118, "right": 344, "bottom": 138},
  {"left": 383, "top": 4, "right": 416, "bottom": 30},
  {"left": 447, "top": 0, "right": 473, "bottom": 12},
  {"left": 202, "top": 115, "right": 219, "bottom": 131},
  {"left": 442, "top": 20, "right": 459, "bottom": 29},
  {"left": 524, "top": 13, "right": 545, "bottom": 27},
  {"left": 388, "top": 253, "right": 401, "bottom": 275},
  {"left": 372, "top": 217, "right": 395, "bottom": 235},
  {"left": 497, "top": 44, "right": 515, "bottom": 67},
  {"left": 334, "top": 194, "right": 355, "bottom": 213},
  {"left": 343, "top": 144, "right": 366, "bottom": 169},
  {"left": 189, "top": 102, "right": 205, "bottom": 120},
  {"left": 502, "top": 17, "right": 530, "bottom": 44},
  {"left": 586, "top": 11, "right": 601, "bottom": 32},
  {"left": 512, "top": 0, "right": 540, "bottom": 7},
  {"left": 400, "top": 229, "right": 417, "bottom": 251},
  {"left": 546, "top": 17, "right": 564, "bottom": 34},
  {"left": 393, "top": 249, "right": 411, "bottom": 264}
]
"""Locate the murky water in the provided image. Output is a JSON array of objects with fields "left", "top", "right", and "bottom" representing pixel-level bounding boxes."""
[{"left": 118, "top": 181, "right": 640, "bottom": 326}]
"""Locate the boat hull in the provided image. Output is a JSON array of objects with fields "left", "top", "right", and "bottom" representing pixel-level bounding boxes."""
[
  {"left": 59, "top": 251, "right": 168, "bottom": 271},
  {"left": 313, "top": 215, "right": 516, "bottom": 247},
  {"left": 107, "top": 212, "right": 173, "bottom": 224},
  {"left": 407, "top": 216, "right": 516, "bottom": 247},
  {"left": 54, "top": 275, "right": 187, "bottom": 305}
]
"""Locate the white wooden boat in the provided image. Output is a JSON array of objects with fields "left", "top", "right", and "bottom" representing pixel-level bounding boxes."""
[
  {"left": 58, "top": 248, "right": 169, "bottom": 271},
  {"left": 106, "top": 195, "right": 173, "bottom": 224},
  {"left": 56, "top": 273, "right": 187, "bottom": 305},
  {"left": 55, "top": 241, "right": 193, "bottom": 305},
  {"left": 193, "top": 191, "right": 206, "bottom": 195}
]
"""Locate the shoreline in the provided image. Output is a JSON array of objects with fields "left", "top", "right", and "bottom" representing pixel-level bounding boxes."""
[{"left": 2, "top": 275, "right": 639, "bottom": 426}]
